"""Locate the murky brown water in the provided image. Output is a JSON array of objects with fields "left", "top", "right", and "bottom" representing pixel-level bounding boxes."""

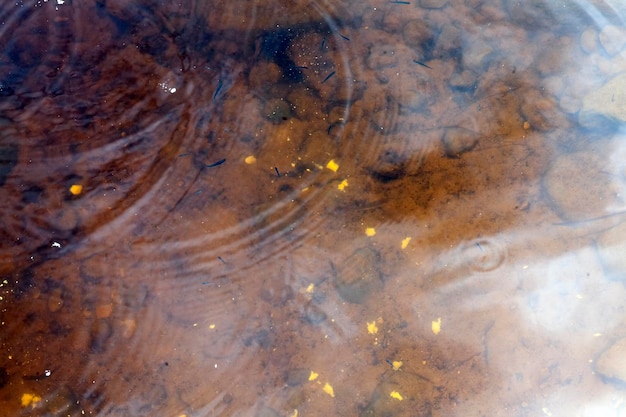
[{"left": 2, "top": 0, "right": 626, "bottom": 416}]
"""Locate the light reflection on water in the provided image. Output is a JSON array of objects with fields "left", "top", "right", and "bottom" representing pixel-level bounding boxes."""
[{"left": 1, "top": 0, "right": 626, "bottom": 416}]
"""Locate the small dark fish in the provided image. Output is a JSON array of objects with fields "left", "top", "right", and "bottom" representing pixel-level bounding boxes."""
[
  {"left": 274, "top": 166, "right": 280, "bottom": 176},
  {"left": 322, "top": 71, "right": 336, "bottom": 84},
  {"left": 413, "top": 59, "right": 432, "bottom": 69},
  {"left": 339, "top": 33, "right": 350, "bottom": 41},
  {"left": 321, "top": 37, "right": 326, "bottom": 50},
  {"left": 218, "top": 256, "right": 226, "bottom": 264},
  {"left": 213, "top": 80, "right": 223, "bottom": 100},
  {"left": 391, "top": 0, "right": 410, "bottom": 4},
  {"left": 178, "top": 153, "right": 189, "bottom": 157},
  {"left": 206, "top": 158, "right": 226, "bottom": 168}
]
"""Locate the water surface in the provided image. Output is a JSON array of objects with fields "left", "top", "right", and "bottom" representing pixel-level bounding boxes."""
[{"left": 1, "top": 0, "right": 626, "bottom": 416}]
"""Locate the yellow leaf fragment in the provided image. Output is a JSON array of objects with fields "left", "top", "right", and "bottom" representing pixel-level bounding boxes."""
[
  {"left": 323, "top": 382, "right": 335, "bottom": 397},
  {"left": 21, "top": 393, "right": 41, "bottom": 408},
  {"left": 401, "top": 237, "right": 411, "bottom": 249},
  {"left": 389, "top": 390, "right": 403, "bottom": 401},
  {"left": 306, "top": 283, "right": 315, "bottom": 293},
  {"left": 290, "top": 410, "right": 298, "bottom": 417},
  {"left": 209, "top": 324, "right": 216, "bottom": 329},
  {"left": 337, "top": 179, "right": 349, "bottom": 191},
  {"left": 432, "top": 317, "right": 441, "bottom": 335},
  {"left": 365, "top": 227, "right": 376, "bottom": 237},
  {"left": 244, "top": 155, "right": 257, "bottom": 164},
  {"left": 391, "top": 360, "right": 403, "bottom": 371},
  {"left": 69, "top": 184, "right": 83, "bottom": 196},
  {"left": 308, "top": 371, "right": 319, "bottom": 381},
  {"left": 326, "top": 159, "right": 339, "bottom": 172},
  {"left": 367, "top": 321, "right": 379, "bottom": 335}
]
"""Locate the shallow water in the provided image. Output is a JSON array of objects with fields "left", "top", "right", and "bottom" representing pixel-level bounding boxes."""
[{"left": 2, "top": 0, "right": 626, "bottom": 416}]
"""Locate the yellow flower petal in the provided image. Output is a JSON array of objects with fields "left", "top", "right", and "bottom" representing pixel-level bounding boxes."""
[
  {"left": 69, "top": 184, "right": 83, "bottom": 195},
  {"left": 21, "top": 393, "right": 41, "bottom": 408},
  {"left": 323, "top": 382, "right": 335, "bottom": 397},
  {"left": 390, "top": 390, "right": 403, "bottom": 401},
  {"left": 367, "top": 321, "right": 379, "bottom": 335},
  {"left": 326, "top": 159, "right": 339, "bottom": 172},
  {"left": 432, "top": 317, "right": 441, "bottom": 335}
]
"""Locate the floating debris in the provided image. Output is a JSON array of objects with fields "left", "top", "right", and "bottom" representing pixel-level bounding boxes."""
[{"left": 322, "top": 71, "right": 336, "bottom": 84}]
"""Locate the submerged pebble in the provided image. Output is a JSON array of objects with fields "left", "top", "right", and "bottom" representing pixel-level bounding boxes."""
[
  {"left": 263, "top": 98, "right": 293, "bottom": 123},
  {"left": 579, "top": 73, "right": 626, "bottom": 128},
  {"left": 596, "top": 222, "right": 626, "bottom": 282},
  {"left": 441, "top": 126, "right": 479, "bottom": 157},
  {"left": 334, "top": 247, "right": 383, "bottom": 304},
  {"left": 596, "top": 337, "right": 626, "bottom": 385},
  {"left": 361, "top": 371, "right": 437, "bottom": 417},
  {"left": 543, "top": 151, "right": 624, "bottom": 221}
]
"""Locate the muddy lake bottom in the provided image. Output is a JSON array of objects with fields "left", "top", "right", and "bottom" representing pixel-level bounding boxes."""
[{"left": 1, "top": 0, "right": 626, "bottom": 416}]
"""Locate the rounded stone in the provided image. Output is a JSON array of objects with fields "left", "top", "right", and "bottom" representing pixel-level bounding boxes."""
[
  {"left": 248, "top": 62, "right": 282, "bottom": 91},
  {"left": 442, "top": 127, "right": 479, "bottom": 157},
  {"left": 596, "top": 337, "right": 626, "bottom": 384},
  {"left": 262, "top": 98, "right": 292, "bottom": 123},
  {"left": 402, "top": 21, "right": 434, "bottom": 52},
  {"left": 543, "top": 151, "right": 624, "bottom": 221},
  {"left": 596, "top": 222, "right": 626, "bottom": 281},
  {"left": 580, "top": 28, "right": 598, "bottom": 54},
  {"left": 334, "top": 247, "right": 383, "bottom": 304},
  {"left": 448, "top": 70, "right": 477, "bottom": 91},
  {"left": 366, "top": 45, "right": 399, "bottom": 70},
  {"left": 519, "top": 88, "right": 565, "bottom": 131},
  {"left": 599, "top": 24, "right": 626, "bottom": 56},
  {"left": 580, "top": 73, "right": 626, "bottom": 128},
  {"left": 361, "top": 371, "right": 437, "bottom": 417},
  {"left": 396, "top": 89, "right": 427, "bottom": 113}
]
